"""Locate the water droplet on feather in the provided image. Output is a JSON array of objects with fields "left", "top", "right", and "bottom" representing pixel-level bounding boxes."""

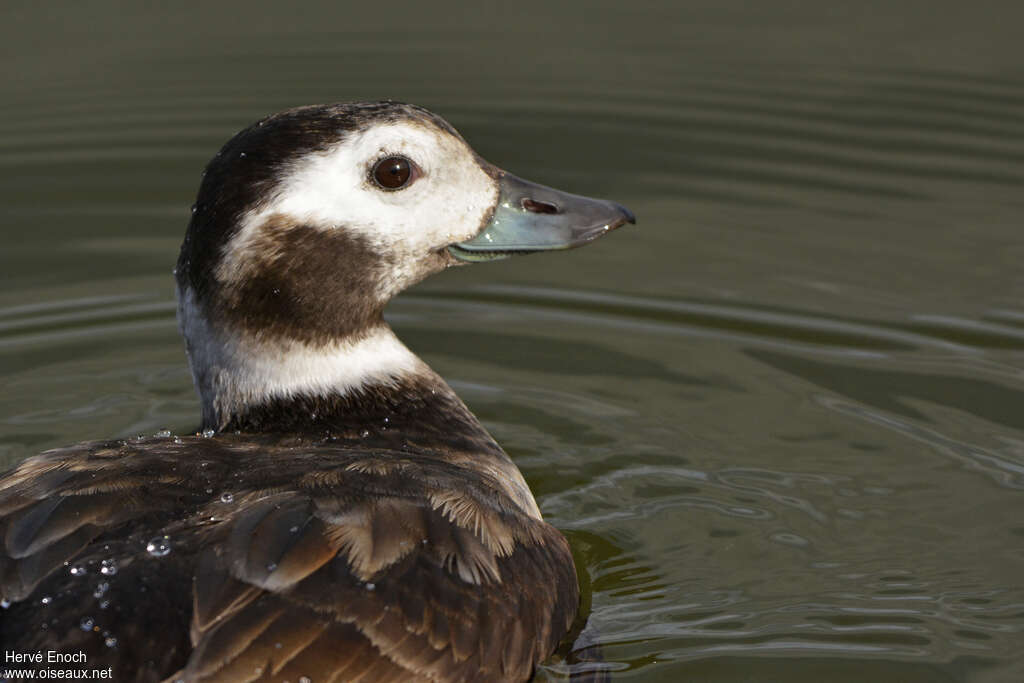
[{"left": 146, "top": 536, "right": 171, "bottom": 557}]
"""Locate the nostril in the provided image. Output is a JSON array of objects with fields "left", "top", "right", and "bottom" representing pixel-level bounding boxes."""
[{"left": 521, "top": 198, "right": 559, "bottom": 215}]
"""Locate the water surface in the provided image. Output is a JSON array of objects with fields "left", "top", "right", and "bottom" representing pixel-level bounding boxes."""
[{"left": 3, "top": 2, "right": 1023, "bottom": 680}]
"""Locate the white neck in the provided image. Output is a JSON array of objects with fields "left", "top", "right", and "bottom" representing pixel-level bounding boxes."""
[{"left": 178, "top": 287, "right": 427, "bottom": 428}]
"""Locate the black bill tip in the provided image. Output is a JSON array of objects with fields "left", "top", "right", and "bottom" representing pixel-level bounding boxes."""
[{"left": 615, "top": 202, "right": 637, "bottom": 225}]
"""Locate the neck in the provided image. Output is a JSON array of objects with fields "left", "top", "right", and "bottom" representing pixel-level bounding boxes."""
[
  {"left": 181, "top": 300, "right": 500, "bottom": 450},
  {"left": 205, "top": 325, "right": 426, "bottom": 428}
]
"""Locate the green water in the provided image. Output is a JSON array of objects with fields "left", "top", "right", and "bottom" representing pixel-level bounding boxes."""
[{"left": 3, "top": 2, "right": 1024, "bottom": 680}]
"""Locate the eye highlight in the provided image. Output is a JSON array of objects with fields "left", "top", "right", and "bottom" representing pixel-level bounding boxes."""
[{"left": 371, "top": 155, "right": 418, "bottom": 190}]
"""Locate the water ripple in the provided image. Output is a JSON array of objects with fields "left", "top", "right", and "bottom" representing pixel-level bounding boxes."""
[{"left": 411, "top": 285, "right": 1007, "bottom": 354}]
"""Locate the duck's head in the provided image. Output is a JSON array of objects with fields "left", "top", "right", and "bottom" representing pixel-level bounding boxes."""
[{"left": 175, "top": 101, "right": 634, "bottom": 429}]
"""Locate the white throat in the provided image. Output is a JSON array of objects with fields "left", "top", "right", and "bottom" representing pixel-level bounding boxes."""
[{"left": 178, "top": 287, "right": 428, "bottom": 428}]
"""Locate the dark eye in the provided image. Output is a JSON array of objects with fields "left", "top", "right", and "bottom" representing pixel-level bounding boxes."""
[{"left": 372, "top": 156, "right": 414, "bottom": 190}]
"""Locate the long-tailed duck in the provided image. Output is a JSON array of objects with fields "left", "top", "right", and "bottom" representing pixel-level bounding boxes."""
[{"left": 0, "top": 101, "right": 633, "bottom": 682}]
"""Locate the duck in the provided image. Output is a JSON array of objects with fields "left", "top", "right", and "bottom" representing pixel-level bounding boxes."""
[{"left": 0, "top": 101, "right": 634, "bottom": 682}]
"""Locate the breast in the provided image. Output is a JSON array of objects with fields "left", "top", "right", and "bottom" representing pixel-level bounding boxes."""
[{"left": 0, "top": 435, "right": 578, "bottom": 682}]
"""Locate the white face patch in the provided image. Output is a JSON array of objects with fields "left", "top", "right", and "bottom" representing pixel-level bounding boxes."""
[{"left": 220, "top": 119, "right": 499, "bottom": 299}]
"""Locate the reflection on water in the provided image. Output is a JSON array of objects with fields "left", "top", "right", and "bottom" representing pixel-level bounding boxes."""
[{"left": 3, "top": 1, "right": 1024, "bottom": 680}]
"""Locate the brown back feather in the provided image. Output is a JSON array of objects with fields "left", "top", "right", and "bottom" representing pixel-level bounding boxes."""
[{"left": 0, "top": 436, "right": 578, "bottom": 682}]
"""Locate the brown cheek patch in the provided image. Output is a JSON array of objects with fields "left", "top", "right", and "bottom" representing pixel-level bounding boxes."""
[{"left": 216, "top": 216, "right": 391, "bottom": 345}]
